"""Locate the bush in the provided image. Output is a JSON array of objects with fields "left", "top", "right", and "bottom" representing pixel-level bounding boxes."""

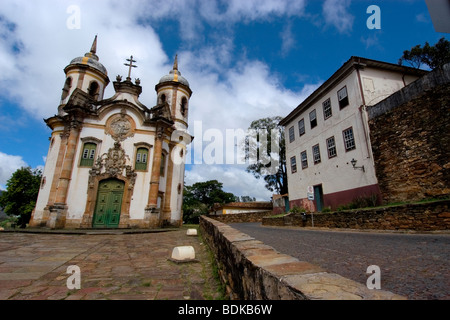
[
  {"left": 289, "top": 206, "right": 307, "bottom": 214},
  {"left": 336, "top": 194, "right": 380, "bottom": 211}
]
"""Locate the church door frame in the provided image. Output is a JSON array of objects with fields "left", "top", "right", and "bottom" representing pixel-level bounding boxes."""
[
  {"left": 92, "top": 178, "right": 125, "bottom": 228},
  {"left": 82, "top": 173, "right": 132, "bottom": 228}
]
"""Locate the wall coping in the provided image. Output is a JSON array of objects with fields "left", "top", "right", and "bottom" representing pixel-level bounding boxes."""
[
  {"left": 200, "top": 215, "right": 406, "bottom": 300},
  {"left": 368, "top": 63, "right": 450, "bottom": 119}
]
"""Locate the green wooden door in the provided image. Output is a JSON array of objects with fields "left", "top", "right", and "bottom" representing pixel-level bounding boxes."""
[{"left": 92, "top": 179, "right": 124, "bottom": 228}]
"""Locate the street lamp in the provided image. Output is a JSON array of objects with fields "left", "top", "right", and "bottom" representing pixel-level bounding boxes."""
[{"left": 351, "top": 158, "right": 365, "bottom": 172}]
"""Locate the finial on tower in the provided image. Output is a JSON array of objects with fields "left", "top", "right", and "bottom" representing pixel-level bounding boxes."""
[
  {"left": 90, "top": 35, "right": 97, "bottom": 54},
  {"left": 173, "top": 54, "right": 178, "bottom": 71}
]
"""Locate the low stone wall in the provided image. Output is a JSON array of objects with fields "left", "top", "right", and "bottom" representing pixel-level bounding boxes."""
[
  {"left": 206, "top": 211, "right": 272, "bottom": 224},
  {"left": 199, "top": 215, "right": 405, "bottom": 300},
  {"left": 262, "top": 200, "right": 450, "bottom": 231}
]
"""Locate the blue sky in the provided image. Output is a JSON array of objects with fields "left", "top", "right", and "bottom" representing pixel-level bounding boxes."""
[{"left": 0, "top": 0, "right": 447, "bottom": 199}]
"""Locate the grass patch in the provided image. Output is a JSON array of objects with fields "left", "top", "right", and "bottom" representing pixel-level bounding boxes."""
[
  {"left": 197, "top": 228, "right": 227, "bottom": 300},
  {"left": 267, "top": 213, "right": 288, "bottom": 218}
]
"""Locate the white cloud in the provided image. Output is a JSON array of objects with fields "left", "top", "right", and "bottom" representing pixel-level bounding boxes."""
[
  {"left": 280, "top": 22, "right": 296, "bottom": 57},
  {"left": 0, "top": 152, "right": 28, "bottom": 189},
  {"left": 322, "top": 0, "right": 354, "bottom": 34},
  {"left": 185, "top": 164, "right": 273, "bottom": 201}
]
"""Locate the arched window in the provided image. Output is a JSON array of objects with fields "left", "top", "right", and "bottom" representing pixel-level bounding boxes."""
[
  {"left": 159, "top": 94, "right": 166, "bottom": 105},
  {"left": 61, "top": 77, "right": 72, "bottom": 100},
  {"left": 80, "top": 142, "right": 97, "bottom": 167},
  {"left": 181, "top": 97, "right": 187, "bottom": 117},
  {"left": 135, "top": 147, "right": 149, "bottom": 171},
  {"left": 88, "top": 81, "right": 99, "bottom": 100}
]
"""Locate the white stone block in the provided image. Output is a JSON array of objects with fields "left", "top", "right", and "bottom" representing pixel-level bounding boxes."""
[
  {"left": 186, "top": 228, "right": 198, "bottom": 236},
  {"left": 171, "top": 246, "right": 195, "bottom": 261}
]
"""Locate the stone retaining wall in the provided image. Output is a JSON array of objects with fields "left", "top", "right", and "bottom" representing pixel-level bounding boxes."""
[
  {"left": 368, "top": 63, "right": 450, "bottom": 204},
  {"left": 205, "top": 211, "right": 272, "bottom": 224},
  {"left": 262, "top": 200, "right": 450, "bottom": 231},
  {"left": 199, "top": 215, "right": 405, "bottom": 300}
]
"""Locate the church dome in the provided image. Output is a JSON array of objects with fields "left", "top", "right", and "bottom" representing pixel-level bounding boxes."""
[
  {"left": 69, "top": 54, "right": 108, "bottom": 75},
  {"left": 67, "top": 36, "right": 108, "bottom": 76},
  {"left": 158, "top": 55, "right": 189, "bottom": 87}
]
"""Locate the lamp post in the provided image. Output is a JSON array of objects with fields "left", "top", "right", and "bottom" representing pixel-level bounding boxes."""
[{"left": 351, "top": 158, "right": 365, "bottom": 172}]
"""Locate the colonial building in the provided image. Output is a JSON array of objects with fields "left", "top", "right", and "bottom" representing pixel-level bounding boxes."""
[
  {"left": 30, "top": 37, "right": 193, "bottom": 229},
  {"left": 280, "top": 56, "right": 427, "bottom": 211}
]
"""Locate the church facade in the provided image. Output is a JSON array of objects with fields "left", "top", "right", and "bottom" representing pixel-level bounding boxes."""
[{"left": 30, "top": 37, "right": 192, "bottom": 229}]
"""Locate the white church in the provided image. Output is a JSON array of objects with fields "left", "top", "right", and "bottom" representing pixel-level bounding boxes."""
[{"left": 30, "top": 37, "right": 192, "bottom": 229}]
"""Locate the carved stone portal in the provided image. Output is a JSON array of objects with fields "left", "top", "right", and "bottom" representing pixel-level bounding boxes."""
[
  {"left": 89, "top": 142, "right": 136, "bottom": 188},
  {"left": 82, "top": 141, "right": 137, "bottom": 228}
]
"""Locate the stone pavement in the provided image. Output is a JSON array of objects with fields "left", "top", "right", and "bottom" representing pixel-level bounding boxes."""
[{"left": 0, "top": 227, "right": 222, "bottom": 300}]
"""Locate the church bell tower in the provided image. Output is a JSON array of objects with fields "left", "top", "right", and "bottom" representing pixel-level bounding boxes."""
[
  {"left": 155, "top": 55, "right": 192, "bottom": 131},
  {"left": 59, "top": 36, "right": 110, "bottom": 115}
]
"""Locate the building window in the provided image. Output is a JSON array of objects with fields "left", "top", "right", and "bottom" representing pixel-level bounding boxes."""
[
  {"left": 298, "top": 119, "right": 305, "bottom": 136},
  {"left": 309, "top": 109, "right": 317, "bottom": 129},
  {"left": 343, "top": 127, "right": 356, "bottom": 151},
  {"left": 88, "top": 81, "right": 99, "bottom": 100},
  {"left": 338, "top": 86, "right": 349, "bottom": 109},
  {"left": 159, "top": 94, "right": 166, "bottom": 104},
  {"left": 135, "top": 147, "right": 149, "bottom": 171},
  {"left": 312, "top": 144, "right": 321, "bottom": 165},
  {"left": 289, "top": 126, "right": 295, "bottom": 143},
  {"left": 181, "top": 97, "right": 188, "bottom": 117},
  {"left": 301, "top": 151, "right": 308, "bottom": 169},
  {"left": 326, "top": 136, "right": 337, "bottom": 158},
  {"left": 290, "top": 156, "right": 297, "bottom": 173},
  {"left": 61, "top": 77, "right": 72, "bottom": 100},
  {"left": 80, "top": 143, "right": 97, "bottom": 167},
  {"left": 160, "top": 153, "right": 167, "bottom": 176},
  {"left": 323, "top": 98, "right": 332, "bottom": 120}
]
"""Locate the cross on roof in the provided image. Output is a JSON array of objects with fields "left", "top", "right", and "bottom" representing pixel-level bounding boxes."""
[{"left": 124, "top": 55, "right": 137, "bottom": 80}]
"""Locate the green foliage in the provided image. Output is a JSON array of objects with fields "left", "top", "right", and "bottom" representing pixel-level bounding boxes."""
[
  {"left": 336, "top": 194, "right": 380, "bottom": 211},
  {"left": 238, "top": 195, "right": 256, "bottom": 202},
  {"left": 182, "top": 180, "right": 237, "bottom": 224},
  {"left": 0, "top": 216, "right": 19, "bottom": 228},
  {"left": 245, "top": 116, "right": 287, "bottom": 195},
  {"left": 0, "top": 167, "right": 42, "bottom": 228},
  {"left": 289, "top": 206, "right": 307, "bottom": 214},
  {"left": 399, "top": 37, "right": 450, "bottom": 70}
]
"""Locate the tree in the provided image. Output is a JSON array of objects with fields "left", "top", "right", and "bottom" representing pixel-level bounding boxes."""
[
  {"left": 398, "top": 37, "right": 450, "bottom": 70},
  {"left": 245, "top": 116, "right": 287, "bottom": 195},
  {"left": 239, "top": 196, "right": 256, "bottom": 202},
  {"left": 182, "top": 180, "right": 237, "bottom": 224},
  {"left": 0, "top": 167, "right": 42, "bottom": 228}
]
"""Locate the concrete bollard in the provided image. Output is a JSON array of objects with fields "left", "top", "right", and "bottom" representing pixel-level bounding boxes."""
[
  {"left": 186, "top": 229, "right": 198, "bottom": 236},
  {"left": 171, "top": 246, "right": 195, "bottom": 261}
]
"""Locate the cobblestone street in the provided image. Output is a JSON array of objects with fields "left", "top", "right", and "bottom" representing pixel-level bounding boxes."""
[{"left": 0, "top": 228, "right": 221, "bottom": 300}]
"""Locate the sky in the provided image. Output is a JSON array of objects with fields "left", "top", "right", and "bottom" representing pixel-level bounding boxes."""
[{"left": 0, "top": 0, "right": 447, "bottom": 200}]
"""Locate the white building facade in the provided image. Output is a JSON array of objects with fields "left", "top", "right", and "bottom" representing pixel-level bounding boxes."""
[
  {"left": 30, "top": 37, "right": 192, "bottom": 229},
  {"left": 280, "top": 57, "right": 427, "bottom": 211}
]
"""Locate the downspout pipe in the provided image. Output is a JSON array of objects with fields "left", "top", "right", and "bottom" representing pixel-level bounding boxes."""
[{"left": 355, "top": 59, "right": 372, "bottom": 160}]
